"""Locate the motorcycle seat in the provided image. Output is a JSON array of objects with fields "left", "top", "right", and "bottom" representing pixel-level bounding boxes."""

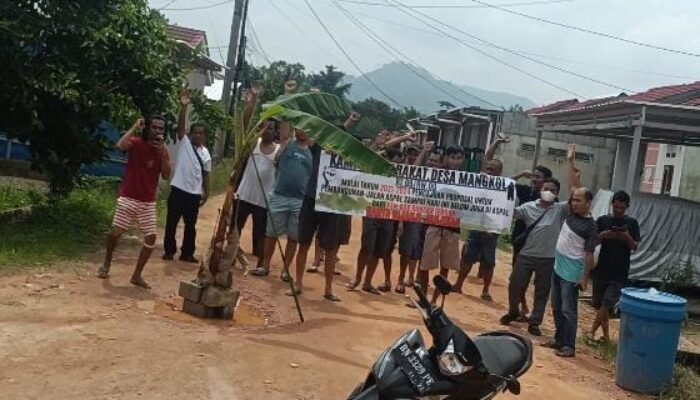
[{"left": 472, "top": 331, "right": 533, "bottom": 378}]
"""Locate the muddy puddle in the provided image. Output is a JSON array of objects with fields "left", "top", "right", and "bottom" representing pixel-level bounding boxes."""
[{"left": 153, "top": 297, "right": 268, "bottom": 327}]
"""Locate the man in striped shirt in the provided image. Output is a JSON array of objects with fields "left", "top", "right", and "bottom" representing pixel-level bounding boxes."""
[{"left": 98, "top": 116, "right": 172, "bottom": 289}]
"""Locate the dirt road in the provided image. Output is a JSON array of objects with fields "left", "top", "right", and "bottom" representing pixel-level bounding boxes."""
[{"left": 0, "top": 194, "right": 639, "bottom": 400}]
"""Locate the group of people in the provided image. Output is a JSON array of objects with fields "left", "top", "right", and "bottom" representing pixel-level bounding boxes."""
[
  {"left": 99, "top": 82, "right": 641, "bottom": 359},
  {"left": 98, "top": 91, "right": 212, "bottom": 289}
]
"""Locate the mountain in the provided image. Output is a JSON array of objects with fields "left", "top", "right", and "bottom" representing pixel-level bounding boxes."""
[{"left": 345, "top": 62, "right": 535, "bottom": 113}]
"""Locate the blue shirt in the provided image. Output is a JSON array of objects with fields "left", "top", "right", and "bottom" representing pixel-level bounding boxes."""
[{"left": 273, "top": 140, "right": 312, "bottom": 199}]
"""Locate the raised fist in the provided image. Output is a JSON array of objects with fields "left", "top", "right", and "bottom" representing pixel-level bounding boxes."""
[{"left": 284, "top": 80, "right": 298, "bottom": 94}]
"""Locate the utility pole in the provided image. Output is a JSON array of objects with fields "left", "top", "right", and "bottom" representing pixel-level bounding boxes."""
[{"left": 221, "top": 0, "right": 245, "bottom": 114}]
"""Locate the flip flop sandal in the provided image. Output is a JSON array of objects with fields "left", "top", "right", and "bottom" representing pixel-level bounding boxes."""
[
  {"left": 395, "top": 284, "right": 406, "bottom": 294},
  {"left": 323, "top": 293, "right": 341, "bottom": 302},
  {"left": 377, "top": 282, "right": 391, "bottom": 292},
  {"left": 306, "top": 266, "right": 320, "bottom": 273},
  {"left": 345, "top": 279, "right": 360, "bottom": 290},
  {"left": 280, "top": 271, "right": 291, "bottom": 282},
  {"left": 286, "top": 288, "right": 302, "bottom": 296},
  {"left": 250, "top": 268, "right": 270, "bottom": 277},
  {"left": 97, "top": 264, "right": 110, "bottom": 279},
  {"left": 362, "top": 286, "right": 382, "bottom": 295},
  {"left": 480, "top": 293, "right": 494, "bottom": 302}
]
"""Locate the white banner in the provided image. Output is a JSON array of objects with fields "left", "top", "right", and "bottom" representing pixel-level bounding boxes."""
[{"left": 315, "top": 152, "right": 516, "bottom": 234}]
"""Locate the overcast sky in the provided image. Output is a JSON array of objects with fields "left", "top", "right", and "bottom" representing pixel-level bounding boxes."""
[{"left": 153, "top": 0, "right": 700, "bottom": 105}]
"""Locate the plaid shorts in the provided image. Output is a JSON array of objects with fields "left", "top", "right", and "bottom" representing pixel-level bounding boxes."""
[{"left": 112, "top": 196, "right": 157, "bottom": 237}]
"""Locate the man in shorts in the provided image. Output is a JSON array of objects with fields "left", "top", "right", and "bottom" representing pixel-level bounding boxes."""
[
  {"left": 418, "top": 146, "right": 465, "bottom": 301},
  {"left": 252, "top": 128, "right": 312, "bottom": 279},
  {"left": 589, "top": 190, "right": 640, "bottom": 342},
  {"left": 292, "top": 112, "right": 361, "bottom": 301},
  {"left": 452, "top": 157, "right": 504, "bottom": 301},
  {"left": 396, "top": 142, "right": 437, "bottom": 294},
  {"left": 98, "top": 116, "right": 172, "bottom": 289}
]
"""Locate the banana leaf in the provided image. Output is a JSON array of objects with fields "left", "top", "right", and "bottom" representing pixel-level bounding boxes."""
[
  {"left": 263, "top": 92, "right": 352, "bottom": 123},
  {"left": 261, "top": 105, "right": 395, "bottom": 177}
]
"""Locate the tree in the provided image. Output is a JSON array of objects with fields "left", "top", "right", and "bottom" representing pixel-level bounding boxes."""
[
  {"left": 509, "top": 104, "right": 525, "bottom": 112},
  {"left": 438, "top": 100, "right": 456, "bottom": 110},
  {"left": 244, "top": 60, "right": 307, "bottom": 105},
  {"left": 0, "top": 0, "right": 186, "bottom": 193},
  {"left": 307, "top": 65, "right": 351, "bottom": 98}
]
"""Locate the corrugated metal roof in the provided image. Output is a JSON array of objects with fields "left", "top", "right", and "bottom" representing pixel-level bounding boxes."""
[{"left": 529, "top": 81, "right": 700, "bottom": 115}]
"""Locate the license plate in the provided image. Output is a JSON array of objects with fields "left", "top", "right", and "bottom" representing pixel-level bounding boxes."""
[{"left": 391, "top": 342, "right": 437, "bottom": 395}]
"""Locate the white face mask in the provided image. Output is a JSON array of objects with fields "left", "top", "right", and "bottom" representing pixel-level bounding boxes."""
[{"left": 540, "top": 190, "right": 557, "bottom": 202}]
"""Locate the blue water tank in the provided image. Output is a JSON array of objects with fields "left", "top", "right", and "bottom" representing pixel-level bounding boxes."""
[{"left": 616, "top": 288, "right": 687, "bottom": 394}]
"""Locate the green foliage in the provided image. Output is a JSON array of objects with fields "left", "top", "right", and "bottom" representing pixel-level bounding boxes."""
[
  {"left": 660, "top": 365, "right": 700, "bottom": 400},
  {"left": 0, "top": 185, "right": 41, "bottom": 212},
  {"left": 661, "top": 261, "right": 695, "bottom": 293},
  {"left": 307, "top": 65, "right": 352, "bottom": 97},
  {"left": 264, "top": 92, "right": 352, "bottom": 124},
  {"left": 351, "top": 98, "right": 418, "bottom": 137},
  {"left": 262, "top": 103, "right": 395, "bottom": 176},
  {"left": 0, "top": 178, "right": 118, "bottom": 269},
  {"left": 0, "top": 0, "right": 187, "bottom": 193},
  {"left": 580, "top": 336, "right": 618, "bottom": 363},
  {"left": 189, "top": 91, "right": 231, "bottom": 151},
  {"left": 245, "top": 60, "right": 308, "bottom": 104}
]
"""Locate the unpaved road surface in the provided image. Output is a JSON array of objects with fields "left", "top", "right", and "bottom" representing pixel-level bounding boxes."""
[{"left": 0, "top": 194, "right": 640, "bottom": 400}]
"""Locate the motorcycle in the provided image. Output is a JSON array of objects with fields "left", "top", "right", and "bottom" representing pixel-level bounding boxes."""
[{"left": 348, "top": 275, "right": 533, "bottom": 400}]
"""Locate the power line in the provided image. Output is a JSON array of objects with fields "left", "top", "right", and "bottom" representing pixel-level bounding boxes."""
[
  {"left": 271, "top": 0, "right": 347, "bottom": 66},
  {"left": 156, "top": 0, "right": 181, "bottom": 10},
  {"left": 350, "top": 9, "right": 694, "bottom": 81},
  {"left": 385, "top": 0, "right": 586, "bottom": 98},
  {"left": 247, "top": 17, "right": 272, "bottom": 63},
  {"left": 336, "top": 0, "right": 597, "bottom": 8},
  {"left": 469, "top": 0, "right": 700, "bottom": 58},
  {"left": 333, "top": 0, "right": 503, "bottom": 109},
  {"left": 302, "top": 0, "right": 404, "bottom": 108},
  {"left": 161, "top": 0, "right": 234, "bottom": 11},
  {"left": 393, "top": 1, "right": 633, "bottom": 92}
]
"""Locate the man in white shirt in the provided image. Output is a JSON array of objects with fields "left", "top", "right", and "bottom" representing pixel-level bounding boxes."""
[{"left": 163, "top": 92, "right": 212, "bottom": 263}]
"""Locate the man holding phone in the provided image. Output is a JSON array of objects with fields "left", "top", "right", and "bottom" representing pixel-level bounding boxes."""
[{"left": 589, "top": 191, "right": 640, "bottom": 342}]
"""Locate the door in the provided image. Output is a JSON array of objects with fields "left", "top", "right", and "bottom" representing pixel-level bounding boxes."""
[{"left": 661, "top": 165, "right": 674, "bottom": 195}]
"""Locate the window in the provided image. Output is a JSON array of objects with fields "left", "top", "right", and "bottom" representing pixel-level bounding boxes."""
[{"left": 520, "top": 143, "right": 535, "bottom": 152}]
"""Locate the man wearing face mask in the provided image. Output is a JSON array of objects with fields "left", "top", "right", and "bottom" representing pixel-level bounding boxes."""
[{"left": 499, "top": 178, "right": 569, "bottom": 336}]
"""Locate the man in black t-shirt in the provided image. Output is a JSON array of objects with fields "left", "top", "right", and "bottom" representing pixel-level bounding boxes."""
[{"left": 589, "top": 190, "right": 640, "bottom": 342}]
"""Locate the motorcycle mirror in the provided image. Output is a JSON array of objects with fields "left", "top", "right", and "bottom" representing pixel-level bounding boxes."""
[
  {"left": 433, "top": 275, "right": 453, "bottom": 295},
  {"left": 505, "top": 376, "right": 520, "bottom": 395}
]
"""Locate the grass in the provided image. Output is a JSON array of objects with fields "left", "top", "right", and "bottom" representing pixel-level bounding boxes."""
[
  {"left": 661, "top": 365, "right": 700, "bottom": 400},
  {"left": 0, "top": 159, "right": 236, "bottom": 272},
  {"left": 580, "top": 336, "right": 618, "bottom": 363},
  {"left": 0, "top": 178, "right": 118, "bottom": 271},
  {"left": 0, "top": 184, "right": 41, "bottom": 212}
]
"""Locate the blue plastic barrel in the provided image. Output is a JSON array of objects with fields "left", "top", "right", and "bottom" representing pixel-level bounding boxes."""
[{"left": 616, "top": 288, "right": 687, "bottom": 394}]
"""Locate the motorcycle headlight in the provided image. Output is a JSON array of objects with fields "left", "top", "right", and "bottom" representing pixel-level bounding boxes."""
[{"left": 437, "top": 339, "right": 472, "bottom": 376}]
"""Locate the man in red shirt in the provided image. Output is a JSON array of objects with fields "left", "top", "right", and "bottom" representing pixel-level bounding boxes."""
[{"left": 98, "top": 116, "right": 172, "bottom": 289}]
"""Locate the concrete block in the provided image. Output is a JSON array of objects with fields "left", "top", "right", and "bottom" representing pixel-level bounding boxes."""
[
  {"left": 201, "top": 287, "right": 240, "bottom": 308},
  {"left": 178, "top": 280, "right": 204, "bottom": 303},
  {"left": 182, "top": 299, "right": 216, "bottom": 319}
]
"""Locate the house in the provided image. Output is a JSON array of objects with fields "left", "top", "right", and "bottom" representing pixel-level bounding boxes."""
[{"left": 529, "top": 81, "right": 700, "bottom": 201}]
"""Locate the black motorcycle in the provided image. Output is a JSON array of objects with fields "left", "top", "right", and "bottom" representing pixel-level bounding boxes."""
[{"left": 348, "top": 275, "right": 533, "bottom": 400}]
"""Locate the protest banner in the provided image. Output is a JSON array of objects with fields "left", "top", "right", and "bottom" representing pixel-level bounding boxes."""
[{"left": 315, "top": 152, "right": 517, "bottom": 234}]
